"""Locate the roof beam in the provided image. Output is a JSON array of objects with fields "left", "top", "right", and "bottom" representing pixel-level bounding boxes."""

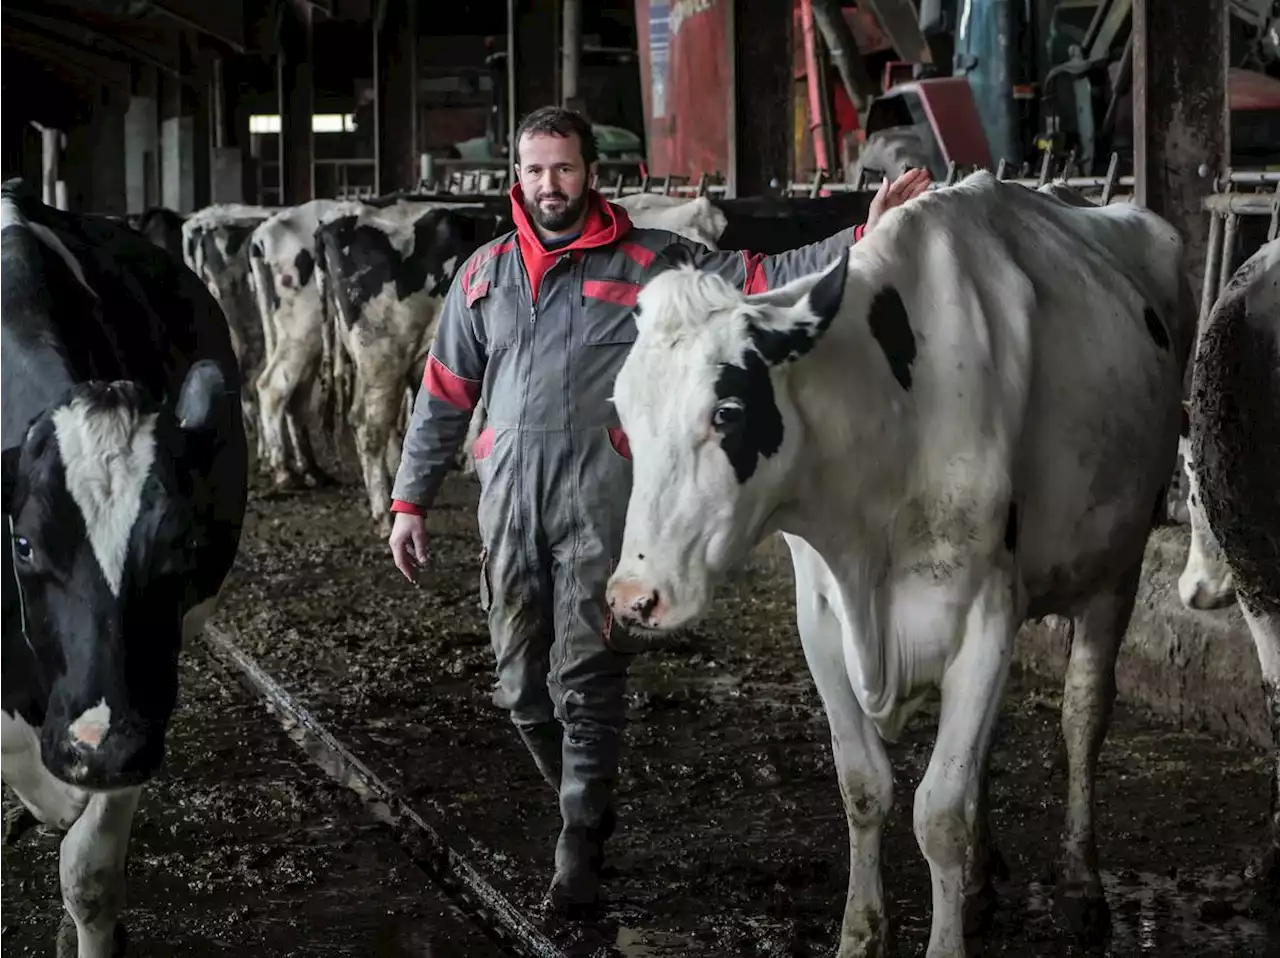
[{"left": 1, "top": 21, "right": 132, "bottom": 90}]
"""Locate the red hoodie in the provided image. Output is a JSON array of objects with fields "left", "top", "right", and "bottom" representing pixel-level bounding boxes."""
[{"left": 508, "top": 183, "right": 634, "bottom": 304}]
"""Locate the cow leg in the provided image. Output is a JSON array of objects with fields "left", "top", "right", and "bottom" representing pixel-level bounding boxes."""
[
  {"left": 353, "top": 384, "right": 402, "bottom": 533},
  {"left": 1054, "top": 560, "right": 1142, "bottom": 940},
  {"left": 788, "top": 537, "right": 892, "bottom": 958},
  {"left": 916, "top": 567, "right": 1017, "bottom": 958},
  {"left": 57, "top": 786, "right": 141, "bottom": 958},
  {"left": 1239, "top": 599, "right": 1280, "bottom": 913},
  {"left": 255, "top": 354, "right": 304, "bottom": 488}
]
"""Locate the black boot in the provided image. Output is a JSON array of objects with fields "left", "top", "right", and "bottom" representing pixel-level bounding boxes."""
[
  {"left": 545, "top": 724, "right": 619, "bottom": 916},
  {"left": 516, "top": 721, "right": 563, "bottom": 794}
]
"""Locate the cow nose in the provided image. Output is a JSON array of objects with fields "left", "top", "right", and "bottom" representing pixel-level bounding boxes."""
[
  {"left": 633, "top": 590, "right": 659, "bottom": 620},
  {"left": 607, "top": 579, "right": 663, "bottom": 625}
]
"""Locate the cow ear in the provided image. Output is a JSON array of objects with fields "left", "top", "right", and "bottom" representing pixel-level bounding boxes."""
[
  {"left": 649, "top": 242, "right": 695, "bottom": 276},
  {"left": 176, "top": 360, "right": 235, "bottom": 435},
  {"left": 747, "top": 248, "right": 849, "bottom": 366},
  {"left": 1, "top": 445, "right": 20, "bottom": 513}
]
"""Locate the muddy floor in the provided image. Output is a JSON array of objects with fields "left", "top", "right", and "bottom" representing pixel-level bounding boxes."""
[
  {"left": 191, "top": 453, "right": 1277, "bottom": 958},
  {"left": 1, "top": 646, "right": 507, "bottom": 957}
]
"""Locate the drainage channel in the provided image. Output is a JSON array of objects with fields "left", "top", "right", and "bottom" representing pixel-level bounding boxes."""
[{"left": 199, "top": 623, "right": 568, "bottom": 958}]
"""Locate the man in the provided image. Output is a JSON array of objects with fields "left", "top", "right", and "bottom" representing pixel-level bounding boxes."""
[{"left": 388, "top": 106, "right": 930, "bottom": 914}]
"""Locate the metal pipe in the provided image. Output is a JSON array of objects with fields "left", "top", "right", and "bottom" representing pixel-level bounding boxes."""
[
  {"left": 1197, "top": 211, "right": 1224, "bottom": 342},
  {"left": 560, "top": 0, "right": 581, "bottom": 107},
  {"left": 1201, "top": 192, "right": 1280, "bottom": 214},
  {"left": 799, "top": 0, "right": 830, "bottom": 175},
  {"left": 506, "top": 0, "right": 516, "bottom": 162},
  {"left": 1218, "top": 211, "right": 1240, "bottom": 293},
  {"left": 211, "top": 55, "right": 225, "bottom": 150},
  {"left": 809, "top": 0, "right": 874, "bottom": 117}
]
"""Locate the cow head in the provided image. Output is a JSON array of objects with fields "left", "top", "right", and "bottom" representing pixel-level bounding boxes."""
[
  {"left": 606, "top": 246, "right": 849, "bottom": 629},
  {"left": 2, "top": 360, "right": 236, "bottom": 789}
]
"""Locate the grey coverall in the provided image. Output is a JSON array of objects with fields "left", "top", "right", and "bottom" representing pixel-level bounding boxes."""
[{"left": 390, "top": 186, "right": 865, "bottom": 903}]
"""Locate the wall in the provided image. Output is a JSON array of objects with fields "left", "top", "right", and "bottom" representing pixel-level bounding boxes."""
[{"left": 636, "top": 0, "right": 731, "bottom": 179}]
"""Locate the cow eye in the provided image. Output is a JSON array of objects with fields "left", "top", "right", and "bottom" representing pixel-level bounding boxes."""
[
  {"left": 712, "top": 401, "right": 744, "bottom": 429},
  {"left": 13, "top": 536, "right": 33, "bottom": 563}
]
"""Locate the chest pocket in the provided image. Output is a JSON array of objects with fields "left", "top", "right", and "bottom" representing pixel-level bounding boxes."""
[
  {"left": 580, "top": 278, "right": 641, "bottom": 346},
  {"left": 472, "top": 284, "right": 524, "bottom": 352}
]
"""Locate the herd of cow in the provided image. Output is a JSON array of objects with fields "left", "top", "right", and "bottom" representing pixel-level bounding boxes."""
[{"left": 2, "top": 170, "right": 1276, "bottom": 958}]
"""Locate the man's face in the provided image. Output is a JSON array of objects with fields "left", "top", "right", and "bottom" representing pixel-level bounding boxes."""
[{"left": 515, "top": 132, "right": 595, "bottom": 234}]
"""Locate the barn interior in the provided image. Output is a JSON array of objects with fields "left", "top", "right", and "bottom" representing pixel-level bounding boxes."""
[{"left": 2, "top": 1, "right": 1280, "bottom": 956}]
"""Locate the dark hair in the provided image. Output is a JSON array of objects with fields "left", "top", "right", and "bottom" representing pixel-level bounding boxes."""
[{"left": 513, "top": 106, "right": 598, "bottom": 166}]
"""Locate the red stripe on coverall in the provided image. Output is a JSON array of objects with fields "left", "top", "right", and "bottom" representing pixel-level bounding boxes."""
[
  {"left": 583, "top": 279, "right": 640, "bottom": 307},
  {"left": 423, "top": 354, "right": 481, "bottom": 411}
]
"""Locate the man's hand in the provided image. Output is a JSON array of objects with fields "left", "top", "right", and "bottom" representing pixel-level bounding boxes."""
[
  {"left": 865, "top": 167, "right": 932, "bottom": 233},
  {"left": 389, "top": 511, "right": 429, "bottom": 584}
]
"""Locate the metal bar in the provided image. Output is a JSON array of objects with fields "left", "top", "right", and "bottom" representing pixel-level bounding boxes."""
[
  {"left": 1269, "top": 182, "right": 1280, "bottom": 242},
  {"left": 1101, "top": 153, "right": 1121, "bottom": 205},
  {"left": 1198, "top": 211, "right": 1225, "bottom": 333},
  {"left": 1201, "top": 192, "right": 1280, "bottom": 215},
  {"left": 1037, "top": 150, "right": 1053, "bottom": 187},
  {"left": 799, "top": 0, "right": 830, "bottom": 175},
  {"left": 506, "top": 0, "right": 517, "bottom": 161},
  {"left": 810, "top": 168, "right": 827, "bottom": 199},
  {"left": 1218, "top": 211, "right": 1240, "bottom": 292},
  {"left": 560, "top": 0, "right": 581, "bottom": 106}
]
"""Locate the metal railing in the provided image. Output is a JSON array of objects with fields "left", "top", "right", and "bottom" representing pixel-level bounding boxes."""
[{"left": 1197, "top": 178, "right": 1280, "bottom": 337}]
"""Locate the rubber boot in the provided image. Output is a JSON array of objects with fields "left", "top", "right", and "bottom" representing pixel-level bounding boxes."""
[
  {"left": 545, "top": 724, "right": 619, "bottom": 916},
  {"left": 516, "top": 721, "right": 563, "bottom": 794}
]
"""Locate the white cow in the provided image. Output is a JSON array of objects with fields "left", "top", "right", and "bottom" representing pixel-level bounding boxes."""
[
  {"left": 247, "top": 199, "right": 340, "bottom": 488},
  {"left": 1185, "top": 237, "right": 1279, "bottom": 905},
  {"left": 181, "top": 204, "right": 276, "bottom": 460},
  {"left": 613, "top": 192, "right": 728, "bottom": 249},
  {"left": 604, "top": 171, "right": 1192, "bottom": 957}
]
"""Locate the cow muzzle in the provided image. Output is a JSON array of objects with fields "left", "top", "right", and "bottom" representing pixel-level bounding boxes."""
[
  {"left": 606, "top": 577, "right": 672, "bottom": 630},
  {"left": 43, "top": 707, "right": 164, "bottom": 791}
]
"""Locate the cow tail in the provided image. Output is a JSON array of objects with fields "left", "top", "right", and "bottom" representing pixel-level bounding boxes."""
[{"left": 316, "top": 245, "right": 339, "bottom": 436}]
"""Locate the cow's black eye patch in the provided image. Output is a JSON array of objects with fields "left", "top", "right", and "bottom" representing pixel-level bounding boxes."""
[{"left": 712, "top": 351, "right": 784, "bottom": 484}]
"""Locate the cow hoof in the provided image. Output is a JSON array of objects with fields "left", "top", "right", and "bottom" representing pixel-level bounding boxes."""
[
  {"left": 301, "top": 469, "right": 337, "bottom": 489},
  {"left": 3, "top": 804, "right": 39, "bottom": 845},
  {"left": 1053, "top": 883, "right": 1111, "bottom": 942},
  {"left": 272, "top": 472, "right": 308, "bottom": 492},
  {"left": 56, "top": 916, "right": 128, "bottom": 957}
]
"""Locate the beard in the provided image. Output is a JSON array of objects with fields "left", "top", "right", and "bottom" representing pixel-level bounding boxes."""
[{"left": 524, "top": 188, "right": 588, "bottom": 233}]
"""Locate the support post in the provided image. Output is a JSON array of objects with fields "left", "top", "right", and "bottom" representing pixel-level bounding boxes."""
[
  {"left": 506, "top": 0, "right": 517, "bottom": 157},
  {"left": 374, "top": 0, "right": 418, "bottom": 195},
  {"left": 561, "top": 0, "right": 582, "bottom": 108},
  {"left": 728, "top": 0, "right": 793, "bottom": 197},
  {"left": 1132, "top": 0, "right": 1229, "bottom": 298},
  {"left": 278, "top": 1, "right": 314, "bottom": 205}
]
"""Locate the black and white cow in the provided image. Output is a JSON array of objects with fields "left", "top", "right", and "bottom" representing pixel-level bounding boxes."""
[
  {"left": 315, "top": 199, "right": 510, "bottom": 528},
  {"left": 605, "top": 171, "right": 1193, "bottom": 957},
  {"left": 248, "top": 199, "right": 340, "bottom": 489},
  {"left": 1185, "top": 236, "right": 1280, "bottom": 908},
  {"left": 181, "top": 204, "right": 277, "bottom": 461},
  {"left": 123, "top": 207, "right": 186, "bottom": 262},
  {"left": 1, "top": 178, "right": 248, "bottom": 957}
]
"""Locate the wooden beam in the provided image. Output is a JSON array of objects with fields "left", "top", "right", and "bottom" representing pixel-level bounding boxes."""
[
  {"left": 374, "top": 0, "right": 417, "bottom": 193},
  {"left": 277, "top": 0, "right": 314, "bottom": 204},
  {"left": 1132, "top": 0, "right": 1229, "bottom": 297},
  {"left": 2, "top": 23, "right": 132, "bottom": 91},
  {"left": 728, "top": 0, "right": 793, "bottom": 197}
]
